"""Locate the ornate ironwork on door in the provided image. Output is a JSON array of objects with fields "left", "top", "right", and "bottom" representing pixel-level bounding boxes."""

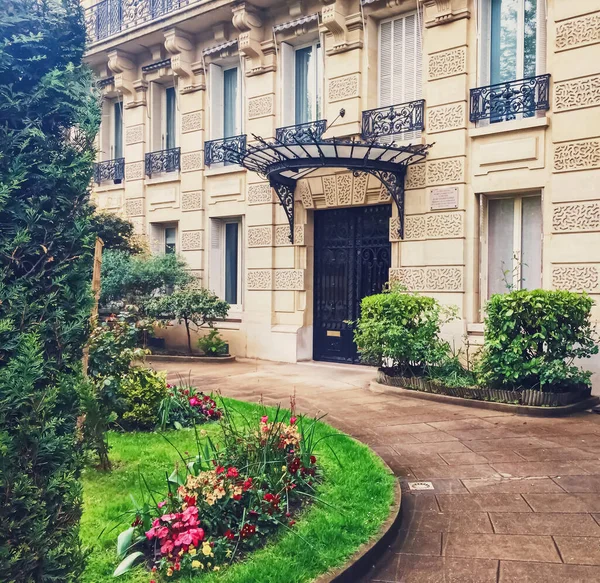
[{"left": 314, "top": 205, "right": 391, "bottom": 364}]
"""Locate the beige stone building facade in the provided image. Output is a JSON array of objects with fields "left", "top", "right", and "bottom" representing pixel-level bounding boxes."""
[{"left": 83, "top": 0, "right": 600, "bottom": 381}]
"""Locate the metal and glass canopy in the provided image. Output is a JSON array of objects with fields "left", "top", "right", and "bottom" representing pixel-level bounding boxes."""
[{"left": 224, "top": 115, "right": 431, "bottom": 243}]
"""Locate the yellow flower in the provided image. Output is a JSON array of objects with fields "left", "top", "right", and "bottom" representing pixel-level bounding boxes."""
[
  {"left": 189, "top": 547, "right": 197, "bottom": 556},
  {"left": 281, "top": 465, "right": 287, "bottom": 472},
  {"left": 226, "top": 550, "right": 232, "bottom": 558},
  {"left": 192, "top": 560, "right": 201, "bottom": 569},
  {"left": 202, "top": 542, "right": 212, "bottom": 556},
  {"left": 167, "top": 568, "right": 174, "bottom": 577},
  {"left": 213, "top": 566, "right": 220, "bottom": 571}
]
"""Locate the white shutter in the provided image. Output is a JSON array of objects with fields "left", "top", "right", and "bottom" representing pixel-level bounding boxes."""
[
  {"left": 208, "top": 63, "right": 224, "bottom": 140},
  {"left": 150, "top": 82, "right": 163, "bottom": 151},
  {"left": 100, "top": 99, "right": 111, "bottom": 160},
  {"left": 280, "top": 42, "right": 295, "bottom": 127},
  {"left": 209, "top": 219, "right": 224, "bottom": 298},
  {"left": 379, "top": 21, "right": 392, "bottom": 107},
  {"left": 536, "top": 0, "right": 547, "bottom": 75}
]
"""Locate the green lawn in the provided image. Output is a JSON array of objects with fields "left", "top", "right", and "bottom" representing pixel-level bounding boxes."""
[{"left": 81, "top": 399, "right": 395, "bottom": 583}]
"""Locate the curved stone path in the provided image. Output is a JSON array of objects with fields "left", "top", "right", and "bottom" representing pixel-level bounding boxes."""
[{"left": 150, "top": 358, "right": 600, "bottom": 583}]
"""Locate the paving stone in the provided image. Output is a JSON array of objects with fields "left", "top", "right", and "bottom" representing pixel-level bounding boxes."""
[
  {"left": 393, "top": 442, "right": 473, "bottom": 455},
  {"left": 401, "top": 493, "right": 440, "bottom": 513},
  {"left": 491, "top": 461, "right": 590, "bottom": 478},
  {"left": 411, "top": 464, "right": 501, "bottom": 480},
  {"left": 513, "top": 447, "right": 598, "bottom": 462},
  {"left": 465, "top": 437, "right": 562, "bottom": 452},
  {"left": 437, "top": 493, "right": 532, "bottom": 513},
  {"left": 443, "top": 532, "right": 561, "bottom": 562},
  {"left": 396, "top": 531, "right": 442, "bottom": 556},
  {"left": 428, "top": 419, "right": 498, "bottom": 431},
  {"left": 554, "top": 536, "right": 600, "bottom": 565},
  {"left": 574, "top": 459, "right": 600, "bottom": 474},
  {"left": 553, "top": 475, "right": 600, "bottom": 493},
  {"left": 490, "top": 512, "right": 600, "bottom": 536},
  {"left": 462, "top": 477, "right": 564, "bottom": 494},
  {"left": 438, "top": 452, "right": 490, "bottom": 465},
  {"left": 391, "top": 556, "right": 498, "bottom": 583},
  {"left": 524, "top": 493, "right": 600, "bottom": 513},
  {"left": 412, "top": 432, "right": 459, "bottom": 443},
  {"left": 499, "top": 560, "right": 600, "bottom": 582},
  {"left": 402, "top": 479, "right": 469, "bottom": 494},
  {"left": 402, "top": 511, "right": 493, "bottom": 534},
  {"left": 479, "top": 451, "right": 527, "bottom": 463}
]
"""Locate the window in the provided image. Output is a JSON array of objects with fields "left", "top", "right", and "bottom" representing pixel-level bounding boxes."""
[
  {"left": 210, "top": 218, "right": 242, "bottom": 308},
  {"left": 164, "top": 226, "right": 177, "bottom": 254},
  {"left": 150, "top": 224, "right": 178, "bottom": 255},
  {"left": 208, "top": 64, "right": 242, "bottom": 140},
  {"left": 482, "top": 194, "right": 542, "bottom": 299},
  {"left": 113, "top": 100, "right": 123, "bottom": 160},
  {"left": 294, "top": 43, "right": 321, "bottom": 125},
  {"left": 150, "top": 83, "right": 177, "bottom": 151},
  {"left": 165, "top": 87, "right": 176, "bottom": 149},
  {"left": 223, "top": 67, "right": 239, "bottom": 138},
  {"left": 379, "top": 12, "right": 422, "bottom": 139}
]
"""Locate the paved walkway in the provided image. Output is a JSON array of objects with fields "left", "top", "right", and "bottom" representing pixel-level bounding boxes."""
[{"left": 149, "top": 358, "right": 600, "bottom": 583}]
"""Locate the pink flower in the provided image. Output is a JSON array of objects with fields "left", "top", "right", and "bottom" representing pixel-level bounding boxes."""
[
  {"left": 226, "top": 467, "right": 239, "bottom": 478},
  {"left": 157, "top": 500, "right": 167, "bottom": 509},
  {"left": 215, "top": 465, "right": 225, "bottom": 475},
  {"left": 290, "top": 416, "right": 297, "bottom": 425},
  {"left": 160, "top": 540, "right": 174, "bottom": 554},
  {"left": 189, "top": 396, "right": 200, "bottom": 407},
  {"left": 261, "top": 415, "right": 268, "bottom": 424}
]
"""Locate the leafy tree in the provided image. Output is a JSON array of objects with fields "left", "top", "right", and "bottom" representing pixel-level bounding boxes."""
[
  {"left": 90, "top": 210, "right": 143, "bottom": 254},
  {"left": 146, "top": 289, "right": 230, "bottom": 354},
  {"left": 0, "top": 0, "right": 99, "bottom": 580}
]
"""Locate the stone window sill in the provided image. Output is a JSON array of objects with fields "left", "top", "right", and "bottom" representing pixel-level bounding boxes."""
[
  {"left": 94, "top": 182, "right": 125, "bottom": 193},
  {"left": 469, "top": 115, "right": 549, "bottom": 139},
  {"left": 145, "top": 173, "right": 181, "bottom": 186},
  {"left": 205, "top": 164, "right": 245, "bottom": 177}
]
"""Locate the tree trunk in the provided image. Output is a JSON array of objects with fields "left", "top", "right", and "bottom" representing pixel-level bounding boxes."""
[{"left": 185, "top": 318, "right": 192, "bottom": 354}]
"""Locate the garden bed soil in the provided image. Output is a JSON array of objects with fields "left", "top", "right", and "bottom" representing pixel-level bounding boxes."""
[
  {"left": 147, "top": 352, "right": 235, "bottom": 363},
  {"left": 375, "top": 369, "right": 598, "bottom": 415}
]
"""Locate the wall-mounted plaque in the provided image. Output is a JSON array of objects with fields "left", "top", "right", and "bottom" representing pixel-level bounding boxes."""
[{"left": 430, "top": 186, "right": 459, "bottom": 210}]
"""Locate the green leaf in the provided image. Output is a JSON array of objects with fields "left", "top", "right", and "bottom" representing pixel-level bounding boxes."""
[
  {"left": 174, "top": 421, "right": 183, "bottom": 430},
  {"left": 116, "top": 527, "right": 134, "bottom": 558},
  {"left": 113, "top": 551, "right": 144, "bottom": 577}
]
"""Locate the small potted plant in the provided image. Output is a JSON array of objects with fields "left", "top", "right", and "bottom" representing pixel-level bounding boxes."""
[{"left": 197, "top": 329, "right": 229, "bottom": 357}]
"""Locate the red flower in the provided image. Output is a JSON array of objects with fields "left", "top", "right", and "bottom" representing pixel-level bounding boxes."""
[
  {"left": 157, "top": 500, "right": 167, "bottom": 509},
  {"left": 290, "top": 416, "right": 297, "bottom": 425},
  {"left": 226, "top": 467, "right": 239, "bottom": 478},
  {"left": 261, "top": 415, "right": 268, "bottom": 424},
  {"left": 242, "top": 478, "right": 253, "bottom": 491},
  {"left": 224, "top": 529, "right": 235, "bottom": 540},
  {"left": 189, "top": 396, "right": 200, "bottom": 407},
  {"left": 288, "top": 520, "right": 296, "bottom": 527},
  {"left": 310, "top": 455, "right": 317, "bottom": 465},
  {"left": 215, "top": 466, "right": 225, "bottom": 475}
]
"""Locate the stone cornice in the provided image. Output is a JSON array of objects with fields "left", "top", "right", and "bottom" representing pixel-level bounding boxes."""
[{"left": 420, "top": 0, "right": 470, "bottom": 28}]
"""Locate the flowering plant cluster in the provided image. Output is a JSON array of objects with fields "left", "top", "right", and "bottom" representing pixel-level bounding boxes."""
[
  {"left": 115, "top": 407, "right": 322, "bottom": 580},
  {"left": 158, "top": 383, "right": 222, "bottom": 430}
]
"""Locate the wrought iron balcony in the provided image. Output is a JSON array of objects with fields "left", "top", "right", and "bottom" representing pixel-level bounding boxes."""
[
  {"left": 275, "top": 120, "right": 327, "bottom": 144},
  {"left": 469, "top": 74, "right": 551, "bottom": 123},
  {"left": 361, "top": 100, "right": 425, "bottom": 140},
  {"left": 85, "top": 0, "right": 198, "bottom": 43},
  {"left": 204, "top": 135, "right": 247, "bottom": 167},
  {"left": 145, "top": 147, "right": 180, "bottom": 177},
  {"left": 94, "top": 157, "right": 125, "bottom": 184}
]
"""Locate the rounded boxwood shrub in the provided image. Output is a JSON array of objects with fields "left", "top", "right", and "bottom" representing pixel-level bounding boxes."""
[
  {"left": 477, "top": 289, "right": 599, "bottom": 392},
  {"left": 120, "top": 369, "right": 168, "bottom": 430}
]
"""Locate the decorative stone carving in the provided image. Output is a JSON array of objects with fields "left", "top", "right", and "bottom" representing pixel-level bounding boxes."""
[
  {"left": 427, "top": 103, "right": 466, "bottom": 133},
  {"left": 107, "top": 49, "right": 136, "bottom": 99},
  {"left": 125, "top": 198, "right": 144, "bottom": 217},
  {"left": 181, "top": 151, "right": 203, "bottom": 172},
  {"left": 390, "top": 266, "right": 463, "bottom": 291},
  {"left": 233, "top": 3, "right": 276, "bottom": 77},
  {"left": 125, "top": 161, "right": 144, "bottom": 181},
  {"left": 248, "top": 95, "right": 274, "bottom": 119},
  {"left": 247, "top": 269, "right": 272, "bottom": 290},
  {"left": 247, "top": 226, "right": 273, "bottom": 247},
  {"left": 556, "top": 13, "right": 600, "bottom": 52},
  {"left": 554, "top": 75, "right": 600, "bottom": 112},
  {"left": 378, "top": 184, "right": 392, "bottom": 202},
  {"left": 428, "top": 47, "right": 466, "bottom": 80},
  {"left": 421, "top": 0, "right": 471, "bottom": 29},
  {"left": 352, "top": 172, "right": 368, "bottom": 204},
  {"left": 389, "top": 267, "right": 426, "bottom": 290},
  {"left": 182, "top": 111, "right": 203, "bottom": 133},
  {"left": 389, "top": 217, "right": 401, "bottom": 242},
  {"left": 181, "top": 191, "right": 203, "bottom": 211},
  {"left": 181, "top": 230, "right": 203, "bottom": 251},
  {"left": 328, "top": 74, "right": 359, "bottom": 102},
  {"left": 406, "top": 164, "right": 426, "bottom": 190},
  {"left": 248, "top": 182, "right": 273, "bottom": 204},
  {"left": 554, "top": 139, "right": 600, "bottom": 172},
  {"left": 552, "top": 265, "right": 599, "bottom": 292},
  {"left": 274, "top": 269, "right": 304, "bottom": 290},
  {"left": 320, "top": 2, "right": 363, "bottom": 55},
  {"left": 298, "top": 180, "right": 314, "bottom": 208},
  {"left": 426, "top": 157, "right": 464, "bottom": 185},
  {"left": 426, "top": 212, "right": 463, "bottom": 238},
  {"left": 164, "top": 28, "right": 205, "bottom": 93},
  {"left": 553, "top": 202, "right": 600, "bottom": 232},
  {"left": 323, "top": 175, "right": 337, "bottom": 206},
  {"left": 404, "top": 215, "right": 427, "bottom": 240},
  {"left": 337, "top": 173, "right": 352, "bottom": 205},
  {"left": 125, "top": 124, "right": 143, "bottom": 145}
]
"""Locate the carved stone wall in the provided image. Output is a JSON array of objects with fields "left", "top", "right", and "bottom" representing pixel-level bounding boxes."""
[
  {"left": 428, "top": 47, "right": 466, "bottom": 80},
  {"left": 181, "top": 111, "right": 202, "bottom": 133},
  {"left": 274, "top": 269, "right": 304, "bottom": 290},
  {"left": 247, "top": 269, "right": 272, "bottom": 290},
  {"left": 126, "top": 161, "right": 144, "bottom": 181},
  {"left": 298, "top": 180, "right": 314, "bottom": 209},
  {"left": 181, "top": 230, "right": 203, "bottom": 251},
  {"left": 552, "top": 265, "right": 599, "bottom": 292},
  {"left": 403, "top": 212, "right": 463, "bottom": 240},
  {"left": 275, "top": 225, "right": 304, "bottom": 246},
  {"left": 406, "top": 164, "right": 426, "bottom": 190},
  {"left": 323, "top": 175, "right": 337, "bottom": 206},
  {"left": 181, "top": 190, "right": 203, "bottom": 211},
  {"left": 554, "top": 139, "right": 600, "bottom": 172},
  {"left": 181, "top": 151, "right": 203, "bottom": 172},
  {"left": 404, "top": 215, "right": 427, "bottom": 240},
  {"left": 556, "top": 13, "right": 600, "bottom": 52},
  {"left": 426, "top": 157, "right": 464, "bottom": 185},
  {"left": 328, "top": 74, "right": 359, "bottom": 102},
  {"left": 247, "top": 226, "right": 273, "bottom": 247},
  {"left": 352, "top": 172, "right": 368, "bottom": 204},
  {"left": 125, "top": 124, "right": 144, "bottom": 145},
  {"left": 427, "top": 103, "right": 466, "bottom": 133},
  {"left": 248, "top": 95, "right": 274, "bottom": 119},
  {"left": 337, "top": 173, "right": 352, "bottom": 205},
  {"left": 553, "top": 202, "right": 600, "bottom": 232},
  {"left": 390, "top": 266, "right": 463, "bottom": 292},
  {"left": 125, "top": 198, "right": 144, "bottom": 217},
  {"left": 248, "top": 183, "right": 273, "bottom": 204},
  {"left": 554, "top": 75, "right": 600, "bottom": 112}
]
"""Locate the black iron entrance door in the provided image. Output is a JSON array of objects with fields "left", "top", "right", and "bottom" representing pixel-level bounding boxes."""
[{"left": 313, "top": 204, "right": 391, "bottom": 363}]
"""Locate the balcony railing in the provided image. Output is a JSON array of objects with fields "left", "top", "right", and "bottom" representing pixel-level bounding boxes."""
[
  {"left": 204, "top": 135, "right": 247, "bottom": 167},
  {"left": 469, "top": 74, "right": 551, "bottom": 123},
  {"left": 94, "top": 157, "right": 125, "bottom": 184},
  {"left": 145, "top": 147, "right": 180, "bottom": 177},
  {"left": 276, "top": 120, "right": 327, "bottom": 144},
  {"left": 361, "top": 100, "right": 425, "bottom": 140},
  {"left": 85, "top": 0, "right": 199, "bottom": 43}
]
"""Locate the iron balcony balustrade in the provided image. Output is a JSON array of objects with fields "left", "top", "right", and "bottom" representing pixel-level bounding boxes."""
[
  {"left": 361, "top": 99, "right": 425, "bottom": 140},
  {"left": 85, "top": 0, "right": 200, "bottom": 43},
  {"left": 275, "top": 120, "right": 327, "bottom": 144},
  {"left": 94, "top": 157, "right": 125, "bottom": 184},
  {"left": 204, "top": 135, "right": 247, "bottom": 167},
  {"left": 145, "top": 147, "right": 180, "bottom": 177},
  {"left": 469, "top": 74, "right": 551, "bottom": 124}
]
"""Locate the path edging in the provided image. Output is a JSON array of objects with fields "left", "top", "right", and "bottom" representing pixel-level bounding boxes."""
[
  {"left": 314, "top": 454, "right": 402, "bottom": 583},
  {"left": 147, "top": 354, "right": 236, "bottom": 364},
  {"left": 369, "top": 380, "right": 600, "bottom": 417}
]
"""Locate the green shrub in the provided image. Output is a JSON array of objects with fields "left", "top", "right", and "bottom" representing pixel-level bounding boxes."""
[
  {"left": 120, "top": 369, "right": 168, "bottom": 430},
  {"left": 197, "top": 328, "right": 229, "bottom": 356},
  {"left": 90, "top": 210, "right": 143, "bottom": 255},
  {"left": 0, "top": 0, "right": 99, "bottom": 579},
  {"left": 477, "top": 289, "right": 599, "bottom": 391},
  {"left": 353, "top": 285, "right": 452, "bottom": 374}
]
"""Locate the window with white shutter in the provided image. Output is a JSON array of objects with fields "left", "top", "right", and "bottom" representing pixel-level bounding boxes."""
[
  {"left": 378, "top": 12, "right": 422, "bottom": 141},
  {"left": 209, "top": 218, "right": 242, "bottom": 308}
]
